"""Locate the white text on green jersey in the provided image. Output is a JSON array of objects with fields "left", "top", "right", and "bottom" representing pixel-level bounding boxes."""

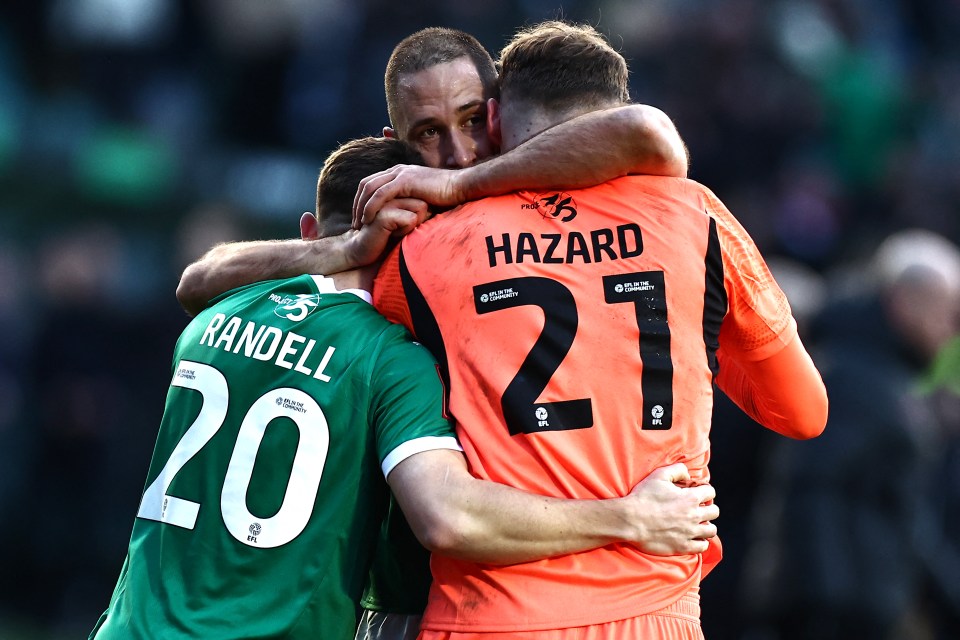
[{"left": 199, "top": 312, "right": 336, "bottom": 381}]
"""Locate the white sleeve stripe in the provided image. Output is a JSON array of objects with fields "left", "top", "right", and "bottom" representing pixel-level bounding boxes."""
[{"left": 382, "top": 436, "right": 463, "bottom": 478}]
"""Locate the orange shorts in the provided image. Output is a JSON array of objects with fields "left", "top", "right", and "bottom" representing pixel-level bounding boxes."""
[{"left": 417, "top": 587, "right": 703, "bottom": 640}]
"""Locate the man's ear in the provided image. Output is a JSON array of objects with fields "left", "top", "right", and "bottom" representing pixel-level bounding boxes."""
[
  {"left": 383, "top": 127, "right": 397, "bottom": 139},
  {"left": 487, "top": 98, "right": 502, "bottom": 149},
  {"left": 300, "top": 212, "right": 321, "bottom": 240}
]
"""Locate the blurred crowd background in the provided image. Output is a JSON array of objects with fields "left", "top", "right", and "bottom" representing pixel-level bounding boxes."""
[{"left": 1, "top": 1, "right": 959, "bottom": 639}]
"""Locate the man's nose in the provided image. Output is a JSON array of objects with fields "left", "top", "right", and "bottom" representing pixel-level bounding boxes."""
[{"left": 443, "top": 131, "right": 477, "bottom": 168}]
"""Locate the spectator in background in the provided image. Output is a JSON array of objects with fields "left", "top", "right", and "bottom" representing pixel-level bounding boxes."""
[
  {"left": 17, "top": 225, "right": 150, "bottom": 635},
  {"left": 6, "top": 211, "right": 246, "bottom": 636},
  {"left": 915, "top": 308, "right": 960, "bottom": 640},
  {"left": 741, "top": 229, "right": 960, "bottom": 640},
  {"left": 0, "top": 239, "right": 36, "bottom": 630}
]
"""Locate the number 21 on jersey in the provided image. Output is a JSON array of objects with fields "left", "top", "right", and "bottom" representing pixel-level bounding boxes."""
[{"left": 472, "top": 270, "right": 673, "bottom": 436}]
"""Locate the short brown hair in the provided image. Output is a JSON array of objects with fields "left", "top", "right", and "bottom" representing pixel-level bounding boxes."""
[
  {"left": 384, "top": 28, "right": 498, "bottom": 133},
  {"left": 497, "top": 21, "right": 629, "bottom": 113},
  {"left": 315, "top": 137, "right": 424, "bottom": 237}
]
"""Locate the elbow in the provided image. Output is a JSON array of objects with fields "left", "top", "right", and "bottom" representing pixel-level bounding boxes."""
[
  {"left": 783, "top": 393, "right": 829, "bottom": 440},
  {"left": 410, "top": 511, "right": 476, "bottom": 557},
  {"left": 799, "top": 377, "right": 830, "bottom": 439},
  {"left": 659, "top": 155, "right": 688, "bottom": 180},
  {"left": 176, "top": 265, "right": 206, "bottom": 317},
  {"left": 654, "top": 126, "right": 689, "bottom": 179},
  {"left": 417, "top": 525, "right": 464, "bottom": 556},
  {"left": 789, "top": 417, "right": 827, "bottom": 441},
  {"left": 630, "top": 105, "right": 688, "bottom": 178},
  {"left": 664, "top": 155, "right": 689, "bottom": 180},
  {"left": 806, "top": 398, "right": 830, "bottom": 440}
]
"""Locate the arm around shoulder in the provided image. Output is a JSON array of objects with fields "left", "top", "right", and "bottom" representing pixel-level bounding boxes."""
[
  {"left": 176, "top": 237, "right": 354, "bottom": 316},
  {"left": 455, "top": 104, "right": 688, "bottom": 200},
  {"left": 351, "top": 105, "right": 688, "bottom": 225},
  {"left": 612, "top": 104, "right": 688, "bottom": 178}
]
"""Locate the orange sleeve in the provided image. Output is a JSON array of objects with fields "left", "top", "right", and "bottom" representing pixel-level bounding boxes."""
[
  {"left": 716, "top": 333, "right": 828, "bottom": 439},
  {"left": 698, "top": 182, "right": 827, "bottom": 439},
  {"left": 701, "top": 186, "right": 796, "bottom": 361}
]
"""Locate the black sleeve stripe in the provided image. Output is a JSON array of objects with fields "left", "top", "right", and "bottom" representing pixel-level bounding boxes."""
[
  {"left": 399, "top": 247, "right": 452, "bottom": 417},
  {"left": 703, "top": 216, "right": 727, "bottom": 381}
]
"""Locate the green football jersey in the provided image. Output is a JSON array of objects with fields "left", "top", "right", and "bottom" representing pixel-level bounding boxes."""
[
  {"left": 90, "top": 275, "right": 457, "bottom": 640},
  {"left": 360, "top": 495, "right": 433, "bottom": 614}
]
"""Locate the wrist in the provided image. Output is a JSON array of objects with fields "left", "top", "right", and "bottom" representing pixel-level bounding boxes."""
[
  {"left": 324, "top": 233, "right": 356, "bottom": 273},
  {"left": 450, "top": 168, "right": 473, "bottom": 204},
  {"left": 610, "top": 495, "right": 646, "bottom": 545}
]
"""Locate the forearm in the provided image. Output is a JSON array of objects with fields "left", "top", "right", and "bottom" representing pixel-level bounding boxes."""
[
  {"left": 414, "top": 476, "right": 635, "bottom": 564},
  {"left": 391, "top": 450, "right": 637, "bottom": 564},
  {"left": 456, "top": 104, "right": 687, "bottom": 200},
  {"left": 176, "top": 238, "right": 351, "bottom": 316},
  {"left": 426, "top": 466, "right": 719, "bottom": 562}
]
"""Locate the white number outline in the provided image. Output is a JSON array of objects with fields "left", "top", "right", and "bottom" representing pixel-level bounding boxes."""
[{"left": 136, "top": 360, "right": 329, "bottom": 549}]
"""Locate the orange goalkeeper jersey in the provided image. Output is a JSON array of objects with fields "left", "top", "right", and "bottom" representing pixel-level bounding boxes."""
[{"left": 374, "top": 176, "right": 798, "bottom": 632}]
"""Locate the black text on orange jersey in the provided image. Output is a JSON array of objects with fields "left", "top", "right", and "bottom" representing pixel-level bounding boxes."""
[{"left": 484, "top": 223, "right": 643, "bottom": 267}]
